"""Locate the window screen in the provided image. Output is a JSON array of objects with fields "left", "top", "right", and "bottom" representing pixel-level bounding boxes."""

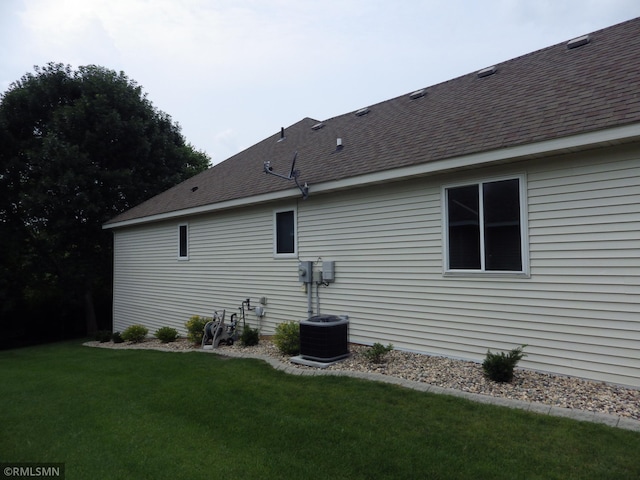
[
  {"left": 179, "top": 224, "right": 188, "bottom": 258},
  {"left": 483, "top": 179, "right": 522, "bottom": 271},
  {"left": 275, "top": 210, "right": 295, "bottom": 255},
  {"left": 446, "top": 178, "right": 523, "bottom": 272}
]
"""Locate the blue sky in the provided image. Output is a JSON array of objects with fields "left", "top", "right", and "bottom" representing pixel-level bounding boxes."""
[{"left": 1, "top": 0, "right": 639, "bottom": 165}]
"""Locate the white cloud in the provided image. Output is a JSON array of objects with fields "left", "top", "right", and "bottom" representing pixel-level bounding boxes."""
[{"left": 4, "top": 0, "right": 640, "bottom": 163}]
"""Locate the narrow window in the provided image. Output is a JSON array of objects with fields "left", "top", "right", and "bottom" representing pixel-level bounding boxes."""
[
  {"left": 274, "top": 209, "right": 296, "bottom": 256},
  {"left": 445, "top": 177, "right": 526, "bottom": 273},
  {"left": 178, "top": 224, "right": 188, "bottom": 259}
]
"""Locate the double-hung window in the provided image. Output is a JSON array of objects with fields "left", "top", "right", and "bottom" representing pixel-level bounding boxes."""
[
  {"left": 274, "top": 208, "right": 296, "bottom": 257},
  {"left": 178, "top": 223, "right": 189, "bottom": 260},
  {"left": 444, "top": 176, "right": 527, "bottom": 274}
]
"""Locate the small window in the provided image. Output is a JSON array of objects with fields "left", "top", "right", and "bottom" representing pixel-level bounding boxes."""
[
  {"left": 444, "top": 176, "right": 527, "bottom": 274},
  {"left": 274, "top": 209, "right": 296, "bottom": 256},
  {"left": 178, "top": 224, "right": 188, "bottom": 259}
]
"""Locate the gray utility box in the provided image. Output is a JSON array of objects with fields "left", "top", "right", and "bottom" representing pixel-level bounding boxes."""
[{"left": 300, "top": 315, "right": 349, "bottom": 362}]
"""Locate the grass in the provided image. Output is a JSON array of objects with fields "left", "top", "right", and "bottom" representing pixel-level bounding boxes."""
[{"left": 1, "top": 342, "right": 639, "bottom": 479}]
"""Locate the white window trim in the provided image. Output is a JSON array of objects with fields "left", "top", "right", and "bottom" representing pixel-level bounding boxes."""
[
  {"left": 441, "top": 174, "right": 529, "bottom": 277},
  {"left": 273, "top": 207, "right": 298, "bottom": 258},
  {"left": 178, "top": 223, "right": 189, "bottom": 260}
]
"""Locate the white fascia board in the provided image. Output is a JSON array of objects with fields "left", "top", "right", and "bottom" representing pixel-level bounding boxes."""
[
  {"left": 104, "top": 123, "right": 640, "bottom": 230},
  {"left": 312, "top": 122, "right": 640, "bottom": 194},
  {"left": 102, "top": 189, "right": 298, "bottom": 229}
]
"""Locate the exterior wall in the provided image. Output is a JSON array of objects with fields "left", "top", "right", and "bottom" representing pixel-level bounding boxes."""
[
  {"left": 301, "top": 144, "right": 640, "bottom": 387},
  {"left": 112, "top": 143, "right": 640, "bottom": 387},
  {"left": 113, "top": 201, "right": 309, "bottom": 336},
  {"left": 525, "top": 145, "right": 640, "bottom": 386}
]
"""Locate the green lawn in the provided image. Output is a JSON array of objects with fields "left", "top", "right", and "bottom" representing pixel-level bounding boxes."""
[{"left": 1, "top": 341, "right": 639, "bottom": 479}]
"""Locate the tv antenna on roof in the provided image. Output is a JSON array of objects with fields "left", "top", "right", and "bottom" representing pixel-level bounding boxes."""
[{"left": 263, "top": 151, "right": 309, "bottom": 199}]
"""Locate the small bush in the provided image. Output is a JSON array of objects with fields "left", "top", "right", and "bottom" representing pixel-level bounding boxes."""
[
  {"left": 155, "top": 326, "right": 179, "bottom": 343},
  {"left": 273, "top": 321, "right": 300, "bottom": 355},
  {"left": 482, "top": 345, "right": 527, "bottom": 383},
  {"left": 121, "top": 324, "right": 149, "bottom": 343},
  {"left": 112, "top": 331, "right": 124, "bottom": 344},
  {"left": 95, "top": 330, "right": 112, "bottom": 343},
  {"left": 240, "top": 325, "right": 260, "bottom": 346},
  {"left": 362, "top": 342, "right": 394, "bottom": 364},
  {"left": 185, "top": 315, "right": 211, "bottom": 345}
]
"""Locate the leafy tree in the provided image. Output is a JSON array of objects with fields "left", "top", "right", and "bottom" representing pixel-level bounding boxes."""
[{"left": 0, "top": 63, "right": 209, "bottom": 345}]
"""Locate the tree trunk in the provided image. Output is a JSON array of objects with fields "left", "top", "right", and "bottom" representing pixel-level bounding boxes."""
[{"left": 84, "top": 288, "right": 98, "bottom": 335}]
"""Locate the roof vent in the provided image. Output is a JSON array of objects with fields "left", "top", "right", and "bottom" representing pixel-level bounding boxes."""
[
  {"left": 477, "top": 66, "right": 497, "bottom": 78},
  {"left": 409, "top": 89, "right": 426, "bottom": 99},
  {"left": 277, "top": 127, "right": 285, "bottom": 142},
  {"left": 311, "top": 122, "right": 325, "bottom": 130},
  {"left": 567, "top": 34, "right": 590, "bottom": 49},
  {"left": 355, "top": 107, "right": 370, "bottom": 117},
  {"left": 191, "top": 186, "right": 198, "bottom": 192}
]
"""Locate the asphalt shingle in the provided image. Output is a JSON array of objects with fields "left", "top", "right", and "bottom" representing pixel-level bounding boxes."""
[{"left": 106, "top": 17, "right": 640, "bottom": 226}]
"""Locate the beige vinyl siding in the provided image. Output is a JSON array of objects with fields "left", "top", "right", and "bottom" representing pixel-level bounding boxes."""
[
  {"left": 112, "top": 142, "right": 640, "bottom": 387},
  {"left": 294, "top": 145, "right": 640, "bottom": 387},
  {"left": 524, "top": 145, "right": 640, "bottom": 385},
  {"left": 113, "top": 202, "right": 309, "bottom": 336}
]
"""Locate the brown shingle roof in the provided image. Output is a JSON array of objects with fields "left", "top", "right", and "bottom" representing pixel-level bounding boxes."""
[{"left": 106, "top": 17, "right": 640, "bottom": 226}]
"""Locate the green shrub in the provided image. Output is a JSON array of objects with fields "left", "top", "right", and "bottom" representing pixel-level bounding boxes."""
[
  {"left": 121, "top": 324, "right": 149, "bottom": 343},
  {"left": 482, "top": 345, "right": 527, "bottom": 383},
  {"left": 240, "top": 325, "right": 260, "bottom": 346},
  {"left": 362, "top": 342, "right": 394, "bottom": 364},
  {"left": 273, "top": 321, "right": 300, "bottom": 355},
  {"left": 155, "top": 326, "right": 179, "bottom": 343},
  {"left": 95, "top": 330, "right": 112, "bottom": 343},
  {"left": 112, "top": 331, "right": 124, "bottom": 344},
  {"left": 185, "top": 315, "right": 211, "bottom": 345}
]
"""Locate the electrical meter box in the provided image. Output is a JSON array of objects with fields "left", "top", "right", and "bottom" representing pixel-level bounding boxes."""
[
  {"left": 298, "top": 261, "right": 313, "bottom": 283},
  {"left": 321, "top": 260, "right": 335, "bottom": 283}
]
